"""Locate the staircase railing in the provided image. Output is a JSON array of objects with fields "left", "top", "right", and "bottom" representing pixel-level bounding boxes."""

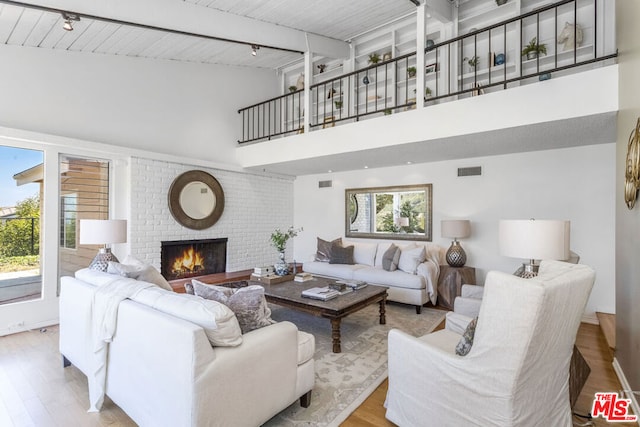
[{"left": 238, "top": 0, "right": 616, "bottom": 144}]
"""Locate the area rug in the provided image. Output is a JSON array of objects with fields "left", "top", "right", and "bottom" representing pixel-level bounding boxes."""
[{"left": 263, "top": 303, "right": 446, "bottom": 427}]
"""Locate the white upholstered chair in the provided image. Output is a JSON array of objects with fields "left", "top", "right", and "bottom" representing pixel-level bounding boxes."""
[{"left": 385, "top": 260, "right": 595, "bottom": 427}]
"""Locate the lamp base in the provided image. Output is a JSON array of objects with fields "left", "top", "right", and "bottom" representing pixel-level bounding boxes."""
[
  {"left": 89, "top": 248, "right": 120, "bottom": 272},
  {"left": 445, "top": 241, "right": 467, "bottom": 267},
  {"left": 515, "top": 262, "right": 540, "bottom": 279}
]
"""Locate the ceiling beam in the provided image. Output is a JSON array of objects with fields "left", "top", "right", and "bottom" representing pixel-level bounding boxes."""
[{"left": 9, "top": 0, "right": 351, "bottom": 59}]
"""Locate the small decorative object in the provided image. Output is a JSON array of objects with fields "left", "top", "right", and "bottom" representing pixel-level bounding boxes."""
[
  {"left": 407, "top": 66, "right": 417, "bottom": 78},
  {"left": 557, "top": 22, "right": 583, "bottom": 51},
  {"left": 494, "top": 53, "right": 505, "bottom": 65},
  {"left": 327, "top": 88, "right": 336, "bottom": 99},
  {"left": 464, "top": 55, "right": 479, "bottom": 69},
  {"left": 334, "top": 100, "right": 343, "bottom": 109},
  {"left": 625, "top": 118, "right": 640, "bottom": 209},
  {"left": 539, "top": 72, "right": 552, "bottom": 81},
  {"left": 495, "top": 0, "right": 508, "bottom": 5},
  {"left": 368, "top": 53, "right": 381, "bottom": 65},
  {"left": 288, "top": 85, "right": 297, "bottom": 93},
  {"left": 362, "top": 75, "right": 370, "bottom": 85},
  {"left": 382, "top": 52, "right": 392, "bottom": 61},
  {"left": 426, "top": 39, "right": 435, "bottom": 51},
  {"left": 471, "top": 83, "right": 485, "bottom": 96},
  {"left": 270, "top": 226, "right": 302, "bottom": 276},
  {"left": 383, "top": 108, "right": 393, "bottom": 115},
  {"left": 522, "top": 37, "right": 547, "bottom": 60},
  {"left": 441, "top": 220, "right": 471, "bottom": 267},
  {"left": 295, "top": 73, "right": 305, "bottom": 90},
  {"left": 317, "top": 64, "right": 326, "bottom": 73},
  {"left": 322, "top": 116, "right": 335, "bottom": 129},
  {"left": 425, "top": 87, "right": 432, "bottom": 98}
]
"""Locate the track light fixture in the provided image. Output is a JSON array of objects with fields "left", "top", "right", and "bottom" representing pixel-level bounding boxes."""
[
  {"left": 408, "top": 0, "right": 420, "bottom": 6},
  {"left": 251, "top": 44, "right": 259, "bottom": 56},
  {"left": 62, "top": 12, "right": 80, "bottom": 31}
]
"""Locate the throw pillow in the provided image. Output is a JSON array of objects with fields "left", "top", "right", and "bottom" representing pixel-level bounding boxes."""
[
  {"left": 397, "top": 245, "right": 426, "bottom": 274},
  {"left": 329, "top": 242, "right": 355, "bottom": 265},
  {"left": 382, "top": 243, "right": 401, "bottom": 271},
  {"left": 315, "top": 237, "right": 342, "bottom": 262},
  {"left": 455, "top": 317, "right": 478, "bottom": 356},
  {"left": 184, "top": 282, "right": 195, "bottom": 295},
  {"left": 107, "top": 259, "right": 174, "bottom": 292},
  {"left": 192, "top": 279, "right": 274, "bottom": 334}
]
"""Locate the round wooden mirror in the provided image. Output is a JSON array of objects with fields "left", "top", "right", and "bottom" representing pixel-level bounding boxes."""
[{"left": 168, "top": 170, "right": 224, "bottom": 230}]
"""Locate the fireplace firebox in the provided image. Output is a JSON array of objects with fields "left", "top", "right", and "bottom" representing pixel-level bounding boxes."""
[{"left": 161, "top": 238, "right": 227, "bottom": 280}]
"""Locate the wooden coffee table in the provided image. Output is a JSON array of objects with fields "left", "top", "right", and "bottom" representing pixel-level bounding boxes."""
[{"left": 251, "top": 277, "right": 388, "bottom": 353}]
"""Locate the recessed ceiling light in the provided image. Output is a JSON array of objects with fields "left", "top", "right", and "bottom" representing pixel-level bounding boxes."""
[
  {"left": 407, "top": 161, "right": 413, "bottom": 165},
  {"left": 327, "top": 169, "right": 332, "bottom": 173},
  {"left": 364, "top": 165, "right": 369, "bottom": 169}
]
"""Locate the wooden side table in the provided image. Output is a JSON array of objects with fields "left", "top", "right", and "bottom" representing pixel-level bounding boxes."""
[{"left": 437, "top": 265, "right": 476, "bottom": 310}]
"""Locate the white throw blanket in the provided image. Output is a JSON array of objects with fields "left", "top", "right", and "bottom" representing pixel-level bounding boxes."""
[{"left": 88, "top": 277, "right": 154, "bottom": 412}]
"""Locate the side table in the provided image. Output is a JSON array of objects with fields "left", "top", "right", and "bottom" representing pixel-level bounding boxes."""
[{"left": 437, "top": 265, "right": 476, "bottom": 310}]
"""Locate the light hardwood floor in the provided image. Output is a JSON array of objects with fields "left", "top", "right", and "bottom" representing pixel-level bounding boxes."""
[{"left": 0, "top": 320, "right": 634, "bottom": 426}]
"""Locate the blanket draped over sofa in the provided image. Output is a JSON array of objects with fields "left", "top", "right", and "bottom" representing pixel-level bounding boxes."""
[{"left": 89, "top": 277, "right": 154, "bottom": 411}]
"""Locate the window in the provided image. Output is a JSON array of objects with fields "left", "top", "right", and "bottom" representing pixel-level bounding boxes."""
[
  {"left": 60, "top": 193, "right": 77, "bottom": 249},
  {"left": 58, "top": 156, "right": 110, "bottom": 278}
]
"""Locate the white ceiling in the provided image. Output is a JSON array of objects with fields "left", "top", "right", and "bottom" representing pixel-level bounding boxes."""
[{"left": 0, "top": 0, "right": 419, "bottom": 69}]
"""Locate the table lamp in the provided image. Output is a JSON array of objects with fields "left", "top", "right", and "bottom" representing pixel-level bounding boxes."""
[
  {"left": 441, "top": 219, "right": 471, "bottom": 267},
  {"left": 499, "top": 219, "right": 570, "bottom": 278},
  {"left": 80, "top": 219, "right": 127, "bottom": 271}
]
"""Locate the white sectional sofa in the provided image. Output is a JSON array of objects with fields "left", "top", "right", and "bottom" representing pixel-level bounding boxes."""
[
  {"left": 303, "top": 240, "right": 446, "bottom": 313},
  {"left": 60, "top": 268, "right": 315, "bottom": 427}
]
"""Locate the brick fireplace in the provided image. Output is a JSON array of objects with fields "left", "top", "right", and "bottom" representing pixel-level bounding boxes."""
[{"left": 161, "top": 238, "right": 227, "bottom": 281}]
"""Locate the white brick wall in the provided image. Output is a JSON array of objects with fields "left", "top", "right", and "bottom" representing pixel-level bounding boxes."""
[{"left": 130, "top": 157, "right": 295, "bottom": 272}]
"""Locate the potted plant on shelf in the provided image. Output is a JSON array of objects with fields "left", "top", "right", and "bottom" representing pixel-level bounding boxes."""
[
  {"left": 270, "top": 226, "right": 302, "bottom": 276},
  {"left": 407, "top": 66, "right": 417, "bottom": 78},
  {"left": 495, "top": 0, "right": 508, "bottom": 5},
  {"left": 334, "top": 100, "right": 343, "bottom": 109},
  {"left": 368, "top": 53, "right": 381, "bottom": 65},
  {"left": 288, "top": 86, "right": 297, "bottom": 93},
  {"left": 425, "top": 87, "right": 432, "bottom": 98},
  {"left": 522, "top": 37, "right": 547, "bottom": 60},
  {"left": 384, "top": 108, "right": 393, "bottom": 115},
  {"left": 464, "top": 55, "right": 479, "bottom": 71}
]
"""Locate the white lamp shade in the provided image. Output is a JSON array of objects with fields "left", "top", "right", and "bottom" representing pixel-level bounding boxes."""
[
  {"left": 441, "top": 220, "right": 471, "bottom": 239},
  {"left": 79, "top": 219, "right": 127, "bottom": 245},
  {"left": 399, "top": 217, "right": 410, "bottom": 227},
  {"left": 499, "top": 219, "right": 570, "bottom": 261}
]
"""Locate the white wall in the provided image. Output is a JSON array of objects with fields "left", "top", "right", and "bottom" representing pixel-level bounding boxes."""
[
  {"left": 130, "top": 157, "right": 295, "bottom": 272},
  {"left": 0, "top": 44, "right": 278, "bottom": 166},
  {"left": 293, "top": 144, "right": 616, "bottom": 318},
  {"left": 615, "top": 0, "right": 640, "bottom": 395}
]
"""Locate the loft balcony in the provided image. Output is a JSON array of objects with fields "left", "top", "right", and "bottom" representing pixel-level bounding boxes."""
[{"left": 237, "top": 0, "right": 618, "bottom": 175}]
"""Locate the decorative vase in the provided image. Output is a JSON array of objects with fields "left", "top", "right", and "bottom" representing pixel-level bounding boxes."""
[
  {"left": 274, "top": 251, "right": 289, "bottom": 276},
  {"left": 527, "top": 51, "right": 538, "bottom": 60}
]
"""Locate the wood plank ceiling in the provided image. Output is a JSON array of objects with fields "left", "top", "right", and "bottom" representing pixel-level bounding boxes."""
[{"left": 0, "top": 0, "right": 417, "bottom": 69}]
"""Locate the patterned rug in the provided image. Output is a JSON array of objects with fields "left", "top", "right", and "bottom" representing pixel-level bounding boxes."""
[{"left": 263, "top": 303, "right": 446, "bottom": 427}]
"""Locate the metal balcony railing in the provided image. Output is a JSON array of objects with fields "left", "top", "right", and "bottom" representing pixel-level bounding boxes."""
[{"left": 238, "top": 0, "right": 616, "bottom": 144}]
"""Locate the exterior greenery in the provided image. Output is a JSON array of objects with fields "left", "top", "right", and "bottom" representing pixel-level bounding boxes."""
[{"left": 0, "top": 195, "right": 40, "bottom": 258}]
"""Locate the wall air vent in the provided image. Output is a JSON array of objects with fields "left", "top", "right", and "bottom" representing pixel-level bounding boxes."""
[
  {"left": 458, "top": 166, "right": 482, "bottom": 177},
  {"left": 318, "top": 180, "right": 333, "bottom": 188}
]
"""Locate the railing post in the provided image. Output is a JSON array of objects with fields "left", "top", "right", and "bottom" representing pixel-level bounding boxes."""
[
  {"left": 303, "top": 52, "right": 312, "bottom": 134},
  {"left": 416, "top": 2, "right": 426, "bottom": 110}
]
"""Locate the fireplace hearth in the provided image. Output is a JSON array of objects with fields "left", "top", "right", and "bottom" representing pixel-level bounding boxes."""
[{"left": 161, "top": 238, "right": 227, "bottom": 280}]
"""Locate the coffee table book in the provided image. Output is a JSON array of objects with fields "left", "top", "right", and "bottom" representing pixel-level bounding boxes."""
[
  {"left": 302, "top": 286, "right": 340, "bottom": 301},
  {"left": 249, "top": 273, "right": 294, "bottom": 285}
]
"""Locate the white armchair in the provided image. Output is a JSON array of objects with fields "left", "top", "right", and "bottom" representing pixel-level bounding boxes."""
[{"left": 385, "top": 260, "right": 595, "bottom": 427}]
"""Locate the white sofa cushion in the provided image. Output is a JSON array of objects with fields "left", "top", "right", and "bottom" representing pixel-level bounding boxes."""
[
  {"left": 131, "top": 286, "right": 243, "bottom": 347},
  {"left": 353, "top": 267, "right": 426, "bottom": 290},
  {"left": 297, "top": 331, "right": 315, "bottom": 365},
  {"left": 398, "top": 245, "right": 426, "bottom": 274},
  {"left": 302, "top": 261, "right": 364, "bottom": 280},
  {"left": 347, "top": 241, "right": 378, "bottom": 266}
]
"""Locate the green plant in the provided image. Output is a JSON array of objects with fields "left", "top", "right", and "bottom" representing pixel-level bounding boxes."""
[
  {"left": 425, "top": 87, "right": 432, "bottom": 97},
  {"left": 464, "top": 55, "right": 479, "bottom": 67},
  {"left": 288, "top": 85, "right": 297, "bottom": 93},
  {"left": 334, "top": 100, "right": 343, "bottom": 109},
  {"left": 407, "top": 66, "right": 417, "bottom": 78},
  {"left": 368, "top": 53, "right": 381, "bottom": 64},
  {"left": 270, "top": 226, "right": 302, "bottom": 252},
  {"left": 521, "top": 37, "right": 547, "bottom": 57},
  {"left": 383, "top": 108, "right": 393, "bottom": 115}
]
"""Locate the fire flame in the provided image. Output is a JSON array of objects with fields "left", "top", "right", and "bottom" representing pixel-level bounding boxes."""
[{"left": 171, "top": 247, "right": 204, "bottom": 274}]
